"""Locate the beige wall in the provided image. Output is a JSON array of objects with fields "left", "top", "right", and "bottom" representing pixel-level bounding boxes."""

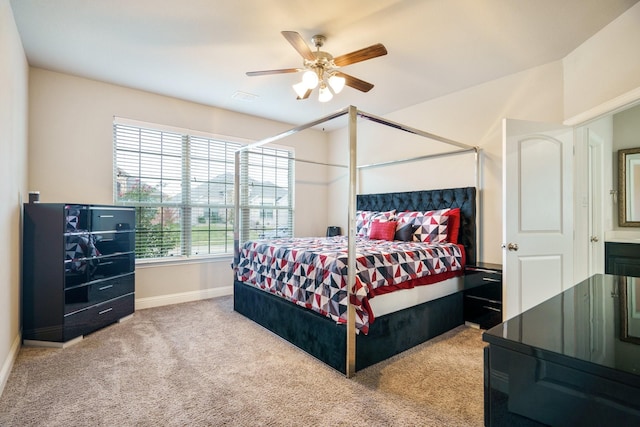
[
  {"left": 563, "top": 2, "right": 640, "bottom": 119},
  {"left": 0, "top": 0, "right": 28, "bottom": 394},
  {"left": 613, "top": 104, "right": 640, "bottom": 151},
  {"left": 612, "top": 104, "right": 640, "bottom": 228},
  {"left": 28, "top": 68, "right": 329, "bottom": 303}
]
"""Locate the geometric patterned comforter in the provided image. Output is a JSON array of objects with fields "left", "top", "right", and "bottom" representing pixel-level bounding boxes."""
[{"left": 235, "top": 236, "right": 464, "bottom": 334}]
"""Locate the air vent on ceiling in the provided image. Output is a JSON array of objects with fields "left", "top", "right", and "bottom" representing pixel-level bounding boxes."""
[{"left": 232, "top": 91, "right": 259, "bottom": 102}]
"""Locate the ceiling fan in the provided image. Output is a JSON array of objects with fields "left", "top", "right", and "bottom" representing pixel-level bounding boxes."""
[{"left": 246, "top": 31, "right": 388, "bottom": 102}]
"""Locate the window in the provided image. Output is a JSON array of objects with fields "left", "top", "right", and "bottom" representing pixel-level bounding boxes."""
[
  {"left": 113, "top": 120, "right": 294, "bottom": 260},
  {"left": 239, "top": 146, "right": 294, "bottom": 242}
]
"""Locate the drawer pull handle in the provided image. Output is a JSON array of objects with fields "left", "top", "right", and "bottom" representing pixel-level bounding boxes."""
[
  {"left": 482, "top": 277, "right": 501, "bottom": 283},
  {"left": 467, "top": 295, "right": 501, "bottom": 304},
  {"left": 99, "top": 285, "right": 114, "bottom": 291},
  {"left": 99, "top": 215, "right": 115, "bottom": 218},
  {"left": 99, "top": 308, "right": 113, "bottom": 315},
  {"left": 466, "top": 267, "right": 502, "bottom": 274}
]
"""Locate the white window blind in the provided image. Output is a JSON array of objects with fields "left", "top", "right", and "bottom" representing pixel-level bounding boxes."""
[
  {"left": 113, "top": 121, "right": 294, "bottom": 260},
  {"left": 240, "top": 146, "right": 295, "bottom": 241}
]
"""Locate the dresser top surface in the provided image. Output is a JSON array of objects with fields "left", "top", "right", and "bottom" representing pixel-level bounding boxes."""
[{"left": 483, "top": 274, "right": 640, "bottom": 378}]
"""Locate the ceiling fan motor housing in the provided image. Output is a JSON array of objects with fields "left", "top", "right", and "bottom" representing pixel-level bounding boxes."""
[
  {"left": 311, "top": 34, "right": 326, "bottom": 48},
  {"left": 305, "top": 51, "right": 335, "bottom": 71}
]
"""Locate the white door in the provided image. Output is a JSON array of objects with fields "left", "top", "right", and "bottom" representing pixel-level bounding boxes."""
[{"left": 503, "top": 119, "right": 574, "bottom": 319}]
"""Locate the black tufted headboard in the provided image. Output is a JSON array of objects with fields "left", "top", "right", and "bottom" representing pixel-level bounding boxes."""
[{"left": 357, "top": 187, "right": 477, "bottom": 265}]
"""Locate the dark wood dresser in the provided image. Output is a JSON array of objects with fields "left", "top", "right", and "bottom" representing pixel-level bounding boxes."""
[
  {"left": 23, "top": 203, "right": 135, "bottom": 346},
  {"left": 483, "top": 274, "right": 640, "bottom": 426}
]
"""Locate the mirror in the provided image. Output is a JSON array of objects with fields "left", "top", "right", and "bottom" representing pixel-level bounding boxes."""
[{"left": 619, "top": 147, "right": 640, "bottom": 227}]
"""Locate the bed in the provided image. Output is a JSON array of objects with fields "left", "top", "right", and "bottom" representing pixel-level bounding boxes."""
[
  {"left": 232, "top": 107, "right": 480, "bottom": 376},
  {"left": 234, "top": 186, "right": 476, "bottom": 374}
]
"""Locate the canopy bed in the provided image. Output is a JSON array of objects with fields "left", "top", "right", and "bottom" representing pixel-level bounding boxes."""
[{"left": 232, "top": 106, "right": 480, "bottom": 376}]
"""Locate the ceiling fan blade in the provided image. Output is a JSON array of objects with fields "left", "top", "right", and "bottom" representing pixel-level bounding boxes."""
[
  {"left": 246, "top": 68, "right": 301, "bottom": 76},
  {"left": 296, "top": 89, "right": 312, "bottom": 100},
  {"left": 335, "top": 72, "right": 374, "bottom": 92},
  {"left": 333, "top": 43, "right": 387, "bottom": 67},
  {"left": 281, "top": 31, "right": 315, "bottom": 61}
]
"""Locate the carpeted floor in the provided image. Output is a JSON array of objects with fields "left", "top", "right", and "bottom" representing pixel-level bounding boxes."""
[{"left": 0, "top": 296, "right": 486, "bottom": 426}]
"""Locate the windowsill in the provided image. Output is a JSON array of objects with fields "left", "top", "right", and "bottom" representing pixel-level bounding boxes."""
[{"left": 135, "top": 254, "right": 234, "bottom": 268}]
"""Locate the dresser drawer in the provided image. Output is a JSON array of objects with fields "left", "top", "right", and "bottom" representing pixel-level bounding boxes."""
[
  {"left": 65, "top": 273, "right": 134, "bottom": 314},
  {"left": 63, "top": 293, "right": 134, "bottom": 340},
  {"left": 89, "top": 252, "right": 135, "bottom": 282},
  {"left": 492, "top": 345, "right": 640, "bottom": 426},
  {"left": 65, "top": 252, "right": 134, "bottom": 287},
  {"left": 65, "top": 247, "right": 134, "bottom": 288},
  {"left": 465, "top": 292, "right": 502, "bottom": 329},
  {"left": 90, "top": 207, "right": 135, "bottom": 232},
  {"left": 465, "top": 269, "right": 502, "bottom": 288},
  {"left": 466, "top": 279, "right": 501, "bottom": 302},
  {"left": 94, "top": 231, "right": 135, "bottom": 255}
]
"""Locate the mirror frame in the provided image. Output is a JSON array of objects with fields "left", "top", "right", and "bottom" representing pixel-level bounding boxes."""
[{"left": 619, "top": 147, "right": 640, "bottom": 227}]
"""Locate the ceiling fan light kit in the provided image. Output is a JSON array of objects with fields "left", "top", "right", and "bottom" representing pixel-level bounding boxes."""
[
  {"left": 318, "top": 83, "right": 333, "bottom": 102},
  {"left": 246, "top": 31, "right": 387, "bottom": 102},
  {"left": 302, "top": 70, "right": 319, "bottom": 89},
  {"left": 292, "top": 81, "right": 309, "bottom": 98},
  {"left": 328, "top": 74, "right": 345, "bottom": 93}
]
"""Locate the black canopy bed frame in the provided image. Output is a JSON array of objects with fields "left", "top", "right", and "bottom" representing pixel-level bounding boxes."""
[{"left": 232, "top": 106, "right": 480, "bottom": 377}]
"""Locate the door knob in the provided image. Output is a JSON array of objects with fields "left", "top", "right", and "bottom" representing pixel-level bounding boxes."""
[
  {"left": 504, "top": 243, "right": 519, "bottom": 251},
  {"left": 590, "top": 236, "right": 599, "bottom": 242}
]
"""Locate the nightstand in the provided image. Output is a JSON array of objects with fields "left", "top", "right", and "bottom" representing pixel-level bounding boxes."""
[{"left": 463, "top": 263, "right": 502, "bottom": 329}]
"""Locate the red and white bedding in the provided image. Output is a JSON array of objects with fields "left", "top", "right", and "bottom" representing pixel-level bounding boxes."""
[{"left": 235, "top": 236, "right": 465, "bottom": 334}]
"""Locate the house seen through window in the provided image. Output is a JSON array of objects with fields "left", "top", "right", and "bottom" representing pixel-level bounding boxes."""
[{"left": 113, "top": 120, "right": 294, "bottom": 260}]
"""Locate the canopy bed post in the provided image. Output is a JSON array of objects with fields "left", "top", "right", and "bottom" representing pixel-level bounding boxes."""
[
  {"left": 233, "top": 151, "right": 240, "bottom": 267},
  {"left": 474, "top": 149, "right": 481, "bottom": 262},
  {"left": 346, "top": 105, "right": 358, "bottom": 378}
]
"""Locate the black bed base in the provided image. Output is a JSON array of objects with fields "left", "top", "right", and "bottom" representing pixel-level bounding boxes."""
[{"left": 234, "top": 280, "right": 464, "bottom": 374}]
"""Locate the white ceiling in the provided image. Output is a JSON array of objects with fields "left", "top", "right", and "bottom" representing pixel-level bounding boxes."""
[{"left": 10, "top": 0, "right": 639, "bottom": 130}]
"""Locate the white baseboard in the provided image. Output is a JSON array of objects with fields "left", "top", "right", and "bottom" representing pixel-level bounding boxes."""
[
  {"left": 135, "top": 286, "right": 233, "bottom": 310},
  {"left": 23, "top": 335, "right": 84, "bottom": 349},
  {"left": 0, "top": 332, "right": 21, "bottom": 398}
]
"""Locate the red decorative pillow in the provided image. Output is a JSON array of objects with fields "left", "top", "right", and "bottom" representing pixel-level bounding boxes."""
[
  {"left": 369, "top": 220, "right": 397, "bottom": 241},
  {"left": 443, "top": 208, "right": 461, "bottom": 244},
  {"left": 355, "top": 210, "right": 396, "bottom": 237}
]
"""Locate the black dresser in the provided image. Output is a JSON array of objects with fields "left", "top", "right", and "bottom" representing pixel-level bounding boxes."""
[
  {"left": 23, "top": 203, "right": 135, "bottom": 346},
  {"left": 605, "top": 241, "right": 640, "bottom": 277},
  {"left": 483, "top": 274, "right": 640, "bottom": 426}
]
